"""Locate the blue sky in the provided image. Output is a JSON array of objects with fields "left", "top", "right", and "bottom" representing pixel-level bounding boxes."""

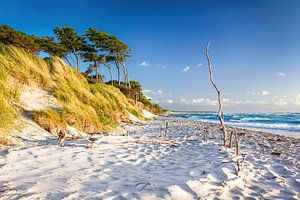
[{"left": 1, "top": 0, "right": 300, "bottom": 112}]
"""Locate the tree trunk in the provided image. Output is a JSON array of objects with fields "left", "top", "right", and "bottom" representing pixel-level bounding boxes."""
[
  {"left": 104, "top": 63, "right": 113, "bottom": 85},
  {"left": 75, "top": 53, "right": 80, "bottom": 71},
  {"left": 68, "top": 54, "right": 76, "bottom": 67},
  {"left": 115, "top": 61, "right": 121, "bottom": 85},
  {"left": 205, "top": 41, "right": 227, "bottom": 146},
  {"left": 94, "top": 61, "right": 98, "bottom": 83},
  {"left": 121, "top": 61, "right": 130, "bottom": 88},
  {"left": 65, "top": 57, "right": 72, "bottom": 66},
  {"left": 124, "top": 62, "right": 131, "bottom": 89},
  {"left": 121, "top": 62, "right": 127, "bottom": 86}
]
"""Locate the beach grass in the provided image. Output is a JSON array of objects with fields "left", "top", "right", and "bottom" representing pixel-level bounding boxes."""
[{"left": 0, "top": 44, "right": 144, "bottom": 144}]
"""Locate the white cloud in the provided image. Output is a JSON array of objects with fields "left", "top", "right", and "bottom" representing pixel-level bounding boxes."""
[
  {"left": 277, "top": 72, "right": 286, "bottom": 77},
  {"left": 165, "top": 99, "right": 173, "bottom": 104},
  {"left": 274, "top": 99, "right": 288, "bottom": 106},
  {"left": 183, "top": 66, "right": 190, "bottom": 72},
  {"left": 261, "top": 90, "right": 270, "bottom": 96},
  {"left": 296, "top": 95, "right": 300, "bottom": 105},
  {"left": 181, "top": 98, "right": 218, "bottom": 106},
  {"left": 197, "top": 63, "right": 203, "bottom": 68},
  {"left": 180, "top": 98, "right": 267, "bottom": 107},
  {"left": 143, "top": 89, "right": 163, "bottom": 96},
  {"left": 143, "top": 89, "right": 152, "bottom": 93},
  {"left": 248, "top": 91, "right": 270, "bottom": 96},
  {"left": 138, "top": 61, "right": 151, "bottom": 67}
]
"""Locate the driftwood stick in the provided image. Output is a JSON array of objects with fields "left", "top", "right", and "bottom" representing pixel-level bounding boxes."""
[
  {"left": 205, "top": 41, "right": 227, "bottom": 146},
  {"left": 234, "top": 128, "right": 239, "bottom": 155},
  {"left": 236, "top": 154, "right": 247, "bottom": 175},
  {"left": 203, "top": 128, "right": 208, "bottom": 142},
  {"left": 229, "top": 130, "right": 234, "bottom": 148},
  {"left": 164, "top": 121, "right": 169, "bottom": 137}
]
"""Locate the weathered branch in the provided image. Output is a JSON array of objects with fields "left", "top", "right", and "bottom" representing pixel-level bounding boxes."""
[
  {"left": 234, "top": 128, "right": 239, "bottom": 155},
  {"left": 205, "top": 41, "right": 227, "bottom": 146},
  {"left": 229, "top": 130, "right": 233, "bottom": 148},
  {"left": 164, "top": 121, "right": 169, "bottom": 137}
]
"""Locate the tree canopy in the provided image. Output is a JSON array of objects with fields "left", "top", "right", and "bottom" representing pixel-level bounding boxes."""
[
  {"left": 53, "top": 26, "right": 85, "bottom": 71},
  {"left": 0, "top": 25, "right": 132, "bottom": 88},
  {"left": 0, "top": 25, "right": 40, "bottom": 53}
]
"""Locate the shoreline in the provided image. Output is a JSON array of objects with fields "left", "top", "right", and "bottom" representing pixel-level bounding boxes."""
[
  {"left": 0, "top": 117, "right": 299, "bottom": 199},
  {"left": 165, "top": 114, "right": 300, "bottom": 139}
]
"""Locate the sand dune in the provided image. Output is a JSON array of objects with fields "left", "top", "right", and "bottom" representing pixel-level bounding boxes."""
[{"left": 0, "top": 119, "right": 299, "bottom": 199}]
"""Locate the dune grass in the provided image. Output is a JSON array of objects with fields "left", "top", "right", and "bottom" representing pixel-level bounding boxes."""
[
  {"left": 0, "top": 43, "right": 52, "bottom": 87},
  {"left": 0, "top": 43, "right": 144, "bottom": 144},
  {"left": 45, "top": 57, "right": 143, "bottom": 132},
  {"left": 0, "top": 55, "right": 18, "bottom": 144}
]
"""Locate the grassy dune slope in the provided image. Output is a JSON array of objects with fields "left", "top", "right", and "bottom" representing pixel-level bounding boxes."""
[{"left": 0, "top": 44, "right": 143, "bottom": 144}]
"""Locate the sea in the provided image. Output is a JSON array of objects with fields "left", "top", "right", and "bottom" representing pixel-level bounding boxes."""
[{"left": 167, "top": 112, "right": 300, "bottom": 137}]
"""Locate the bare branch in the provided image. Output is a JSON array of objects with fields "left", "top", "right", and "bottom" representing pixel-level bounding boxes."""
[{"left": 205, "top": 41, "right": 227, "bottom": 146}]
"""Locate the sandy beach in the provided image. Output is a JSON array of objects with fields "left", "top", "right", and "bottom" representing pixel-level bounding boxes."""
[{"left": 0, "top": 117, "right": 299, "bottom": 199}]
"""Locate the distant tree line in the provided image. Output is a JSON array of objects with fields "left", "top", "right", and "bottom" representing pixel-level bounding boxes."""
[{"left": 0, "top": 25, "right": 131, "bottom": 88}]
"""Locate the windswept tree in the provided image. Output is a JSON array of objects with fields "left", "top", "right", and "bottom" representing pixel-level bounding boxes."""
[
  {"left": 53, "top": 26, "right": 85, "bottom": 71},
  {"left": 103, "top": 55, "right": 115, "bottom": 85},
  {"left": 34, "top": 37, "right": 68, "bottom": 58},
  {"left": 81, "top": 44, "right": 105, "bottom": 82},
  {"left": 0, "top": 25, "right": 40, "bottom": 54},
  {"left": 118, "top": 40, "right": 131, "bottom": 88},
  {"left": 82, "top": 28, "right": 109, "bottom": 82},
  {"left": 105, "top": 35, "right": 130, "bottom": 87}
]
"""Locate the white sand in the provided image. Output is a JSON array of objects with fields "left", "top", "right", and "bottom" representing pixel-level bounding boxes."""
[
  {"left": 1, "top": 118, "right": 299, "bottom": 199},
  {"left": 142, "top": 109, "right": 157, "bottom": 119},
  {"left": 19, "top": 86, "right": 59, "bottom": 112}
]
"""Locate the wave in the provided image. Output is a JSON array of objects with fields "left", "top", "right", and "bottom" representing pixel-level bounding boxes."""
[
  {"left": 168, "top": 112, "right": 300, "bottom": 133},
  {"left": 239, "top": 117, "right": 271, "bottom": 122},
  {"left": 226, "top": 122, "right": 300, "bottom": 132}
]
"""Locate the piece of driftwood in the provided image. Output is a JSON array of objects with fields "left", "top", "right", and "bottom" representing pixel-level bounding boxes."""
[
  {"left": 205, "top": 41, "right": 227, "bottom": 146},
  {"left": 129, "top": 138, "right": 177, "bottom": 145},
  {"left": 203, "top": 128, "right": 208, "bottom": 142},
  {"left": 229, "top": 128, "right": 239, "bottom": 156},
  {"left": 164, "top": 121, "right": 169, "bottom": 137},
  {"left": 234, "top": 129, "right": 239, "bottom": 156},
  {"left": 229, "top": 130, "right": 234, "bottom": 148},
  {"left": 236, "top": 154, "right": 247, "bottom": 175},
  {"left": 57, "top": 125, "right": 97, "bottom": 147}
]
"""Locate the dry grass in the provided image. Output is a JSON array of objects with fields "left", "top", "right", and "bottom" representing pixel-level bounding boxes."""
[{"left": 0, "top": 43, "right": 144, "bottom": 144}]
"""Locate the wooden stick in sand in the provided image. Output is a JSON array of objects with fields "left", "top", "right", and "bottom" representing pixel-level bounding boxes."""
[
  {"left": 164, "top": 121, "right": 169, "bottom": 137},
  {"left": 205, "top": 41, "right": 227, "bottom": 146},
  {"left": 234, "top": 128, "right": 239, "bottom": 156},
  {"left": 229, "top": 128, "right": 239, "bottom": 155},
  {"left": 229, "top": 130, "right": 234, "bottom": 148}
]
